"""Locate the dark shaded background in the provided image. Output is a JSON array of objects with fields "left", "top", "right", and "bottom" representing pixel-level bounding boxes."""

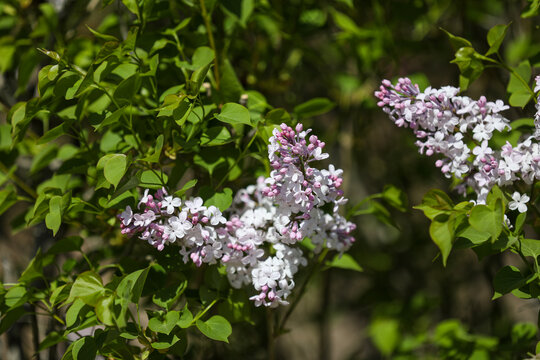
[{"left": 1, "top": 0, "right": 539, "bottom": 358}]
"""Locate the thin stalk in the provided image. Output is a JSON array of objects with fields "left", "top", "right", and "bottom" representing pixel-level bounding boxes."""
[
  {"left": 189, "top": 299, "right": 218, "bottom": 326},
  {"left": 277, "top": 248, "right": 329, "bottom": 334},
  {"left": 31, "top": 305, "right": 41, "bottom": 360},
  {"left": 200, "top": 0, "right": 220, "bottom": 89},
  {"left": 267, "top": 308, "right": 275, "bottom": 360},
  {"left": 0, "top": 161, "right": 38, "bottom": 199}
]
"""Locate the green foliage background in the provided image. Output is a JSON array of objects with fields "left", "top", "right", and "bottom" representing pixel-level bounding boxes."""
[{"left": 0, "top": 0, "right": 540, "bottom": 359}]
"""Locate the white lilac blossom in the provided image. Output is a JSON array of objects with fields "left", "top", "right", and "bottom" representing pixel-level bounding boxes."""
[
  {"left": 508, "top": 192, "right": 529, "bottom": 213},
  {"left": 119, "top": 123, "right": 356, "bottom": 307},
  {"left": 375, "top": 77, "right": 540, "bottom": 204}
]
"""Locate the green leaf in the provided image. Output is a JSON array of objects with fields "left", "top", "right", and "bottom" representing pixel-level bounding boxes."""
[
  {"left": 50, "top": 284, "right": 71, "bottom": 306},
  {"left": 72, "top": 336, "right": 97, "bottom": 360},
  {"left": 203, "top": 188, "right": 233, "bottom": 211},
  {"left": 30, "top": 144, "right": 58, "bottom": 174},
  {"left": 507, "top": 60, "right": 532, "bottom": 108},
  {"left": 65, "top": 299, "right": 86, "bottom": 328},
  {"left": 113, "top": 73, "right": 141, "bottom": 105},
  {"left": 19, "top": 249, "right": 51, "bottom": 284},
  {"left": 153, "top": 282, "right": 188, "bottom": 309},
  {"left": 429, "top": 214, "right": 455, "bottom": 266},
  {"left": 93, "top": 106, "right": 126, "bottom": 131},
  {"left": 38, "top": 122, "right": 70, "bottom": 144},
  {"left": 440, "top": 28, "right": 472, "bottom": 51},
  {"left": 521, "top": 238, "right": 540, "bottom": 259},
  {"left": 369, "top": 318, "right": 400, "bottom": 356},
  {"left": 45, "top": 195, "right": 63, "bottom": 235},
  {"left": 456, "top": 226, "right": 490, "bottom": 245},
  {"left": 492, "top": 266, "right": 529, "bottom": 299},
  {"left": 141, "top": 134, "right": 164, "bottom": 162},
  {"left": 151, "top": 332, "right": 182, "bottom": 350},
  {"left": 39, "top": 331, "right": 66, "bottom": 351},
  {"left": 382, "top": 185, "right": 408, "bottom": 212},
  {"left": 74, "top": 66, "right": 95, "bottom": 98},
  {"left": 95, "top": 295, "right": 115, "bottom": 326},
  {"left": 192, "top": 46, "right": 214, "bottom": 69},
  {"left": 219, "top": 59, "right": 244, "bottom": 102},
  {"left": 98, "top": 154, "right": 127, "bottom": 189},
  {"left": 469, "top": 202, "right": 503, "bottom": 243},
  {"left": 331, "top": 10, "right": 364, "bottom": 36},
  {"left": 265, "top": 108, "right": 291, "bottom": 125},
  {"left": 201, "top": 126, "right": 233, "bottom": 146},
  {"left": 138, "top": 170, "right": 168, "bottom": 189},
  {"left": 293, "top": 97, "right": 335, "bottom": 118},
  {"left": 196, "top": 315, "right": 232, "bottom": 343},
  {"left": 173, "top": 179, "right": 198, "bottom": 197},
  {"left": 188, "top": 63, "right": 212, "bottom": 95},
  {"left": 149, "top": 311, "right": 180, "bottom": 334},
  {"left": 46, "top": 236, "right": 84, "bottom": 255},
  {"left": 193, "top": 151, "right": 227, "bottom": 176},
  {"left": 4, "top": 286, "right": 27, "bottom": 308},
  {"left": 414, "top": 189, "right": 454, "bottom": 220},
  {"left": 86, "top": 25, "right": 118, "bottom": 42},
  {"left": 0, "top": 307, "right": 27, "bottom": 334},
  {"left": 450, "top": 47, "right": 485, "bottom": 91},
  {"left": 69, "top": 271, "right": 105, "bottom": 306},
  {"left": 178, "top": 307, "right": 193, "bottom": 328},
  {"left": 514, "top": 212, "right": 527, "bottom": 235},
  {"left": 48, "top": 64, "right": 59, "bottom": 81},
  {"left": 509, "top": 92, "right": 532, "bottom": 108},
  {"left": 511, "top": 322, "right": 537, "bottom": 344},
  {"left": 486, "top": 23, "right": 510, "bottom": 56},
  {"left": 521, "top": 0, "right": 540, "bottom": 18},
  {"left": 215, "top": 103, "right": 252, "bottom": 127},
  {"left": 116, "top": 267, "right": 150, "bottom": 304},
  {"left": 0, "top": 185, "right": 17, "bottom": 216},
  {"left": 121, "top": 0, "right": 140, "bottom": 17},
  {"left": 326, "top": 253, "right": 363, "bottom": 272}
]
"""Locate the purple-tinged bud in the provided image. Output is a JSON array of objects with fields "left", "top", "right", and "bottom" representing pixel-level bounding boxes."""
[{"left": 296, "top": 123, "right": 303, "bottom": 132}]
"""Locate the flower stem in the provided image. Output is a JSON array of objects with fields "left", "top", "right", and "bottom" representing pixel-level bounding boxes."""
[
  {"left": 267, "top": 308, "right": 275, "bottom": 360},
  {"left": 276, "top": 248, "right": 329, "bottom": 334}
]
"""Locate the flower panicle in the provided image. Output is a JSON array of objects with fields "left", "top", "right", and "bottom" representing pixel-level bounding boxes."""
[{"left": 119, "top": 122, "right": 356, "bottom": 307}]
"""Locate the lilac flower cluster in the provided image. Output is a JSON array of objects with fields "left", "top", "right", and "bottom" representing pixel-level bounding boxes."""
[
  {"left": 263, "top": 124, "right": 354, "bottom": 251},
  {"left": 119, "top": 123, "right": 356, "bottom": 307},
  {"left": 375, "top": 77, "right": 540, "bottom": 204},
  {"left": 119, "top": 189, "right": 226, "bottom": 264}
]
